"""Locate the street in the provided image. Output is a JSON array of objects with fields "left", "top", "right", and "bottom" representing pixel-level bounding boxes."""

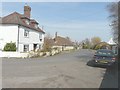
[{"left": 2, "top": 49, "right": 108, "bottom": 88}]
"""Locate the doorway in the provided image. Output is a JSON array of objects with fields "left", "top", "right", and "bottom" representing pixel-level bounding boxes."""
[{"left": 33, "top": 44, "right": 37, "bottom": 51}]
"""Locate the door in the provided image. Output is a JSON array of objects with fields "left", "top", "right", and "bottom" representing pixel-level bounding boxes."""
[{"left": 33, "top": 44, "right": 37, "bottom": 51}]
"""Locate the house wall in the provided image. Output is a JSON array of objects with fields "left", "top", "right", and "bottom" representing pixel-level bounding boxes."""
[
  {"left": 64, "top": 46, "right": 74, "bottom": 50},
  {"left": 52, "top": 46, "right": 74, "bottom": 51},
  {"left": 0, "top": 24, "right": 18, "bottom": 50},
  {"left": 0, "top": 24, "right": 44, "bottom": 52},
  {"left": 18, "top": 26, "right": 44, "bottom": 52}
]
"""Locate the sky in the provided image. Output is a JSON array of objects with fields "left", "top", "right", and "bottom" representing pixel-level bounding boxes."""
[{"left": 1, "top": 2, "right": 113, "bottom": 42}]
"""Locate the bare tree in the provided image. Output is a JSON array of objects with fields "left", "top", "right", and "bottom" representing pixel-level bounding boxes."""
[
  {"left": 107, "top": 2, "right": 118, "bottom": 43},
  {"left": 45, "top": 32, "right": 52, "bottom": 39},
  {"left": 43, "top": 33, "right": 53, "bottom": 52}
]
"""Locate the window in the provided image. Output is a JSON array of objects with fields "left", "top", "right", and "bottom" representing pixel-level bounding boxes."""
[
  {"left": 40, "top": 39, "right": 42, "bottom": 41},
  {"left": 25, "top": 20, "right": 29, "bottom": 25},
  {"left": 24, "top": 30, "right": 29, "bottom": 37},
  {"left": 35, "top": 24, "right": 38, "bottom": 28},
  {"left": 39, "top": 34, "right": 42, "bottom": 41},
  {"left": 24, "top": 45, "right": 29, "bottom": 52}
]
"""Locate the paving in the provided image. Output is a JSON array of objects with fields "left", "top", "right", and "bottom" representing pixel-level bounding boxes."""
[{"left": 2, "top": 49, "right": 117, "bottom": 88}]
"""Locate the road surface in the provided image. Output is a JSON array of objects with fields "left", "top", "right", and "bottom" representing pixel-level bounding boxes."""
[{"left": 2, "top": 49, "right": 107, "bottom": 88}]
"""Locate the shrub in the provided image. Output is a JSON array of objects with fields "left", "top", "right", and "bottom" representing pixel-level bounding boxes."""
[
  {"left": 82, "top": 44, "right": 89, "bottom": 49},
  {"left": 4, "top": 42, "right": 16, "bottom": 51}
]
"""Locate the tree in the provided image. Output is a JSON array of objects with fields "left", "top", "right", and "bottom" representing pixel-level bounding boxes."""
[
  {"left": 107, "top": 2, "right": 118, "bottom": 43},
  {"left": 107, "top": 2, "right": 120, "bottom": 61},
  {"left": 94, "top": 42, "right": 110, "bottom": 50},
  {"left": 81, "top": 38, "right": 91, "bottom": 49},
  {"left": 45, "top": 32, "right": 52, "bottom": 39},
  {"left": 43, "top": 33, "right": 53, "bottom": 52},
  {"left": 91, "top": 37, "right": 101, "bottom": 46}
]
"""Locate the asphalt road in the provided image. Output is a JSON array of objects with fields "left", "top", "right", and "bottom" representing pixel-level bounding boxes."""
[{"left": 2, "top": 49, "right": 107, "bottom": 88}]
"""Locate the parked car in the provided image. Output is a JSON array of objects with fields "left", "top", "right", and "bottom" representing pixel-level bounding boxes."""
[{"left": 92, "top": 49, "right": 116, "bottom": 66}]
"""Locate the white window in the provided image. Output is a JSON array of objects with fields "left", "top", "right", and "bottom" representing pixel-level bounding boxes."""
[
  {"left": 35, "top": 24, "right": 38, "bottom": 28},
  {"left": 39, "top": 34, "right": 42, "bottom": 41},
  {"left": 24, "top": 45, "right": 29, "bottom": 52},
  {"left": 24, "top": 30, "right": 29, "bottom": 37},
  {"left": 25, "top": 20, "right": 29, "bottom": 25}
]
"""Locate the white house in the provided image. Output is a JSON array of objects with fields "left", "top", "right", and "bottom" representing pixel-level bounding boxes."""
[{"left": 0, "top": 5, "right": 45, "bottom": 52}]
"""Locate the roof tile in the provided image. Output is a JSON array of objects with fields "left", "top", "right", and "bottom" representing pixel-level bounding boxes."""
[{"left": 0, "top": 12, "right": 45, "bottom": 33}]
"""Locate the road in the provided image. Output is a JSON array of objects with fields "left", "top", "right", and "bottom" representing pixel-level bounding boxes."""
[{"left": 2, "top": 49, "right": 107, "bottom": 88}]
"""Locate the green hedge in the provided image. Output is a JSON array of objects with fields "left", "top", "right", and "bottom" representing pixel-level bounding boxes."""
[{"left": 4, "top": 42, "right": 16, "bottom": 51}]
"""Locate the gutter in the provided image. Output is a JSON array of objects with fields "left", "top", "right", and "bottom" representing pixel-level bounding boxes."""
[
  {"left": 16, "top": 13, "right": 20, "bottom": 52},
  {"left": 17, "top": 25, "right": 20, "bottom": 52}
]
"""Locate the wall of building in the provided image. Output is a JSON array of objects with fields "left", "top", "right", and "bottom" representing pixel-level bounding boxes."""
[
  {"left": 52, "top": 45, "right": 74, "bottom": 51},
  {"left": 64, "top": 46, "right": 74, "bottom": 50},
  {"left": 18, "top": 26, "right": 44, "bottom": 52},
  {"left": 0, "top": 24, "right": 18, "bottom": 51},
  {"left": 0, "top": 24, "right": 44, "bottom": 52}
]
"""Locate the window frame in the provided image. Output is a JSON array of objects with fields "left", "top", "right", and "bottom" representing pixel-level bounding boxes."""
[
  {"left": 23, "top": 44, "right": 29, "bottom": 52},
  {"left": 39, "top": 34, "right": 42, "bottom": 41},
  {"left": 24, "top": 29, "right": 29, "bottom": 38},
  {"left": 25, "top": 20, "right": 30, "bottom": 25},
  {"left": 35, "top": 24, "right": 38, "bottom": 28}
]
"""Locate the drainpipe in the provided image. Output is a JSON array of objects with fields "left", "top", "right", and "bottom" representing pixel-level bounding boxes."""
[{"left": 17, "top": 25, "right": 20, "bottom": 52}]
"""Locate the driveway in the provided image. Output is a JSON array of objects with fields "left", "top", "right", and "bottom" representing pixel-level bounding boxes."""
[{"left": 2, "top": 49, "right": 107, "bottom": 88}]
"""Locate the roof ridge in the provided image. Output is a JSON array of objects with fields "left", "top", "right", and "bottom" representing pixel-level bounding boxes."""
[{"left": 3, "top": 12, "right": 21, "bottom": 18}]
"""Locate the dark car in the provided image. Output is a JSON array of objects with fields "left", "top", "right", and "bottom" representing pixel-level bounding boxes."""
[{"left": 92, "top": 49, "right": 116, "bottom": 66}]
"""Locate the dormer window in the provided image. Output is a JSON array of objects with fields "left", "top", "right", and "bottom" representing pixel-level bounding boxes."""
[
  {"left": 30, "top": 19, "right": 39, "bottom": 28},
  {"left": 25, "top": 20, "right": 29, "bottom": 25},
  {"left": 35, "top": 24, "right": 38, "bottom": 28}
]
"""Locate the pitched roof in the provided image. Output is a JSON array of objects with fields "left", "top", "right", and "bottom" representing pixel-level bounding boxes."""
[
  {"left": 54, "top": 36, "right": 74, "bottom": 46},
  {"left": 44, "top": 36, "right": 74, "bottom": 46},
  {"left": 0, "top": 12, "right": 45, "bottom": 33}
]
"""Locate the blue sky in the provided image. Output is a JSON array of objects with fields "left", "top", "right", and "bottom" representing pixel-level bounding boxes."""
[{"left": 2, "top": 2, "right": 112, "bottom": 42}]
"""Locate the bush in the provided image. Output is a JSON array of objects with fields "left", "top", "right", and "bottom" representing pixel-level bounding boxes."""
[
  {"left": 40, "top": 48, "right": 52, "bottom": 52},
  {"left": 82, "top": 44, "right": 89, "bottom": 49},
  {"left": 4, "top": 42, "right": 16, "bottom": 51}
]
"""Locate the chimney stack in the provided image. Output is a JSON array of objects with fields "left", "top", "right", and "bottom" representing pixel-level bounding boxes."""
[{"left": 24, "top": 4, "right": 31, "bottom": 18}]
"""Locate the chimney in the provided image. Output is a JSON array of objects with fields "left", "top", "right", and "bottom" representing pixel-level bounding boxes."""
[{"left": 24, "top": 4, "right": 31, "bottom": 18}]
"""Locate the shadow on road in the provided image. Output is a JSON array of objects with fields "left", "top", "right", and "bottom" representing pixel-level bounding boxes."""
[
  {"left": 86, "top": 60, "right": 107, "bottom": 68},
  {"left": 87, "top": 60, "right": 118, "bottom": 89}
]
